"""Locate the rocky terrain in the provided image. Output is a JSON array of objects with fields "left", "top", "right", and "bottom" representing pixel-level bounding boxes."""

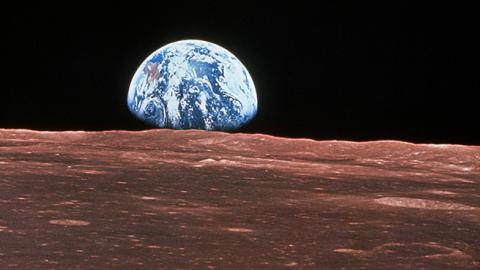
[{"left": 0, "top": 129, "right": 479, "bottom": 269}]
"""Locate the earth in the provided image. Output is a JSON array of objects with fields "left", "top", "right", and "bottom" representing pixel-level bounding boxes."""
[{"left": 128, "top": 40, "right": 257, "bottom": 131}]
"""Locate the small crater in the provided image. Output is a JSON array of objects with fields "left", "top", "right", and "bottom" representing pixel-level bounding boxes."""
[
  {"left": 81, "top": 170, "right": 106, "bottom": 175},
  {"left": 55, "top": 200, "right": 79, "bottom": 206},
  {"left": 284, "top": 262, "right": 298, "bottom": 267},
  {"left": 225, "top": 227, "right": 253, "bottom": 233},
  {"left": 49, "top": 219, "right": 90, "bottom": 226},
  {"left": 374, "top": 197, "right": 476, "bottom": 210},
  {"left": 140, "top": 196, "right": 159, "bottom": 200},
  {"left": 348, "top": 222, "right": 363, "bottom": 225},
  {"left": 334, "top": 248, "right": 366, "bottom": 255},
  {"left": 199, "top": 158, "right": 216, "bottom": 163},
  {"left": 193, "top": 158, "right": 216, "bottom": 167}
]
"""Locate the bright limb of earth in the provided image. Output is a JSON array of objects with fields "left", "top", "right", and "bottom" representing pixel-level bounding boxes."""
[{"left": 128, "top": 40, "right": 257, "bottom": 131}]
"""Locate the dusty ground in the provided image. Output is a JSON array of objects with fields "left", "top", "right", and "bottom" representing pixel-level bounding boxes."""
[{"left": 0, "top": 129, "right": 479, "bottom": 269}]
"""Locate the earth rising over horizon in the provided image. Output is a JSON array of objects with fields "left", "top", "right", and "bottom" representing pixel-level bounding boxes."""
[{"left": 128, "top": 40, "right": 257, "bottom": 131}]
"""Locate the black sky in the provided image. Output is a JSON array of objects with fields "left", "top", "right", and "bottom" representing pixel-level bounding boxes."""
[{"left": 3, "top": 2, "right": 479, "bottom": 144}]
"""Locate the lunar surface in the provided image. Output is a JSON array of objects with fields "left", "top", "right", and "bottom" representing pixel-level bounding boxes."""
[{"left": 0, "top": 129, "right": 479, "bottom": 269}]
